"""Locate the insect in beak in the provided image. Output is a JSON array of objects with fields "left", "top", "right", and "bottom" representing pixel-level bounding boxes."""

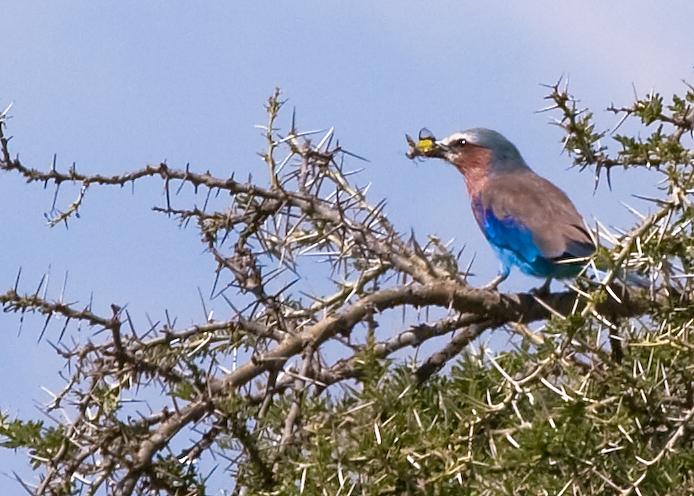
[{"left": 406, "top": 128, "right": 444, "bottom": 159}]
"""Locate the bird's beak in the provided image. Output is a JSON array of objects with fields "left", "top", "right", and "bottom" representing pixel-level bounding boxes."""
[{"left": 406, "top": 128, "right": 446, "bottom": 159}]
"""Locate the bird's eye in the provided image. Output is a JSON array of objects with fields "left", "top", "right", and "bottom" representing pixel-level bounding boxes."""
[{"left": 454, "top": 138, "right": 466, "bottom": 147}]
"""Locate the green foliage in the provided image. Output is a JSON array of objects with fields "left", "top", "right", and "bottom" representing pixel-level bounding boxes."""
[
  {"left": 613, "top": 128, "right": 689, "bottom": 167},
  {"left": 0, "top": 414, "right": 69, "bottom": 469},
  {"left": 266, "top": 332, "right": 693, "bottom": 495},
  {"left": 634, "top": 92, "right": 664, "bottom": 125}
]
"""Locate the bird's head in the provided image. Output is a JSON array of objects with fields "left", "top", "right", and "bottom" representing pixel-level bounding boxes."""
[{"left": 406, "top": 128, "right": 526, "bottom": 176}]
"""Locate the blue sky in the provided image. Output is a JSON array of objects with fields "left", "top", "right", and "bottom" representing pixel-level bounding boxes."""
[{"left": 1, "top": 1, "right": 692, "bottom": 491}]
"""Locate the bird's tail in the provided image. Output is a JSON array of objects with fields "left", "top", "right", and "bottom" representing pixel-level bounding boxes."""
[{"left": 586, "top": 266, "right": 651, "bottom": 289}]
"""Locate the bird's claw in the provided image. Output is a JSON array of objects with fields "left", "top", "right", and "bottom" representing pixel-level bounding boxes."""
[{"left": 530, "top": 278, "right": 552, "bottom": 297}]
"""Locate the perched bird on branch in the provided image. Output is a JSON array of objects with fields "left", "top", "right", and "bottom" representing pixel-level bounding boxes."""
[{"left": 406, "top": 128, "right": 595, "bottom": 290}]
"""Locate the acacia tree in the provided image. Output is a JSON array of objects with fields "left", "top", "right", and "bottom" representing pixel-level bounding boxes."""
[{"left": 0, "top": 81, "right": 692, "bottom": 495}]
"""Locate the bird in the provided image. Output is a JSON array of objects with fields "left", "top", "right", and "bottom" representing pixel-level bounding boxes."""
[{"left": 406, "top": 127, "right": 595, "bottom": 291}]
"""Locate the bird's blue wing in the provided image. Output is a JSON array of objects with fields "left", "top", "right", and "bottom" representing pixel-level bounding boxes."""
[
  {"left": 477, "top": 206, "right": 549, "bottom": 276},
  {"left": 481, "top": 210, "right": 540, "bottom": 261},
  {"left": 473, "top": 195, "right": 587, "bottom": 278}
]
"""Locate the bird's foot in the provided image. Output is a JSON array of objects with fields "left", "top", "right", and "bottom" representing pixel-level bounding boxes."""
[{"left": 530, "top": 278, "right": 552, "bottom": 297}]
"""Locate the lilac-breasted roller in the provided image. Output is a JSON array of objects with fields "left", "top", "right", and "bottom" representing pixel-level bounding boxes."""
[{"left": 406, "top": 128, "right": 595, "bottom": 290}]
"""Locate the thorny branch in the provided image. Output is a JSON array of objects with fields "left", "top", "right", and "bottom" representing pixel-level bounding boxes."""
[{"left": 1, "top": 87, "right": 692, "bottom": 495}]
